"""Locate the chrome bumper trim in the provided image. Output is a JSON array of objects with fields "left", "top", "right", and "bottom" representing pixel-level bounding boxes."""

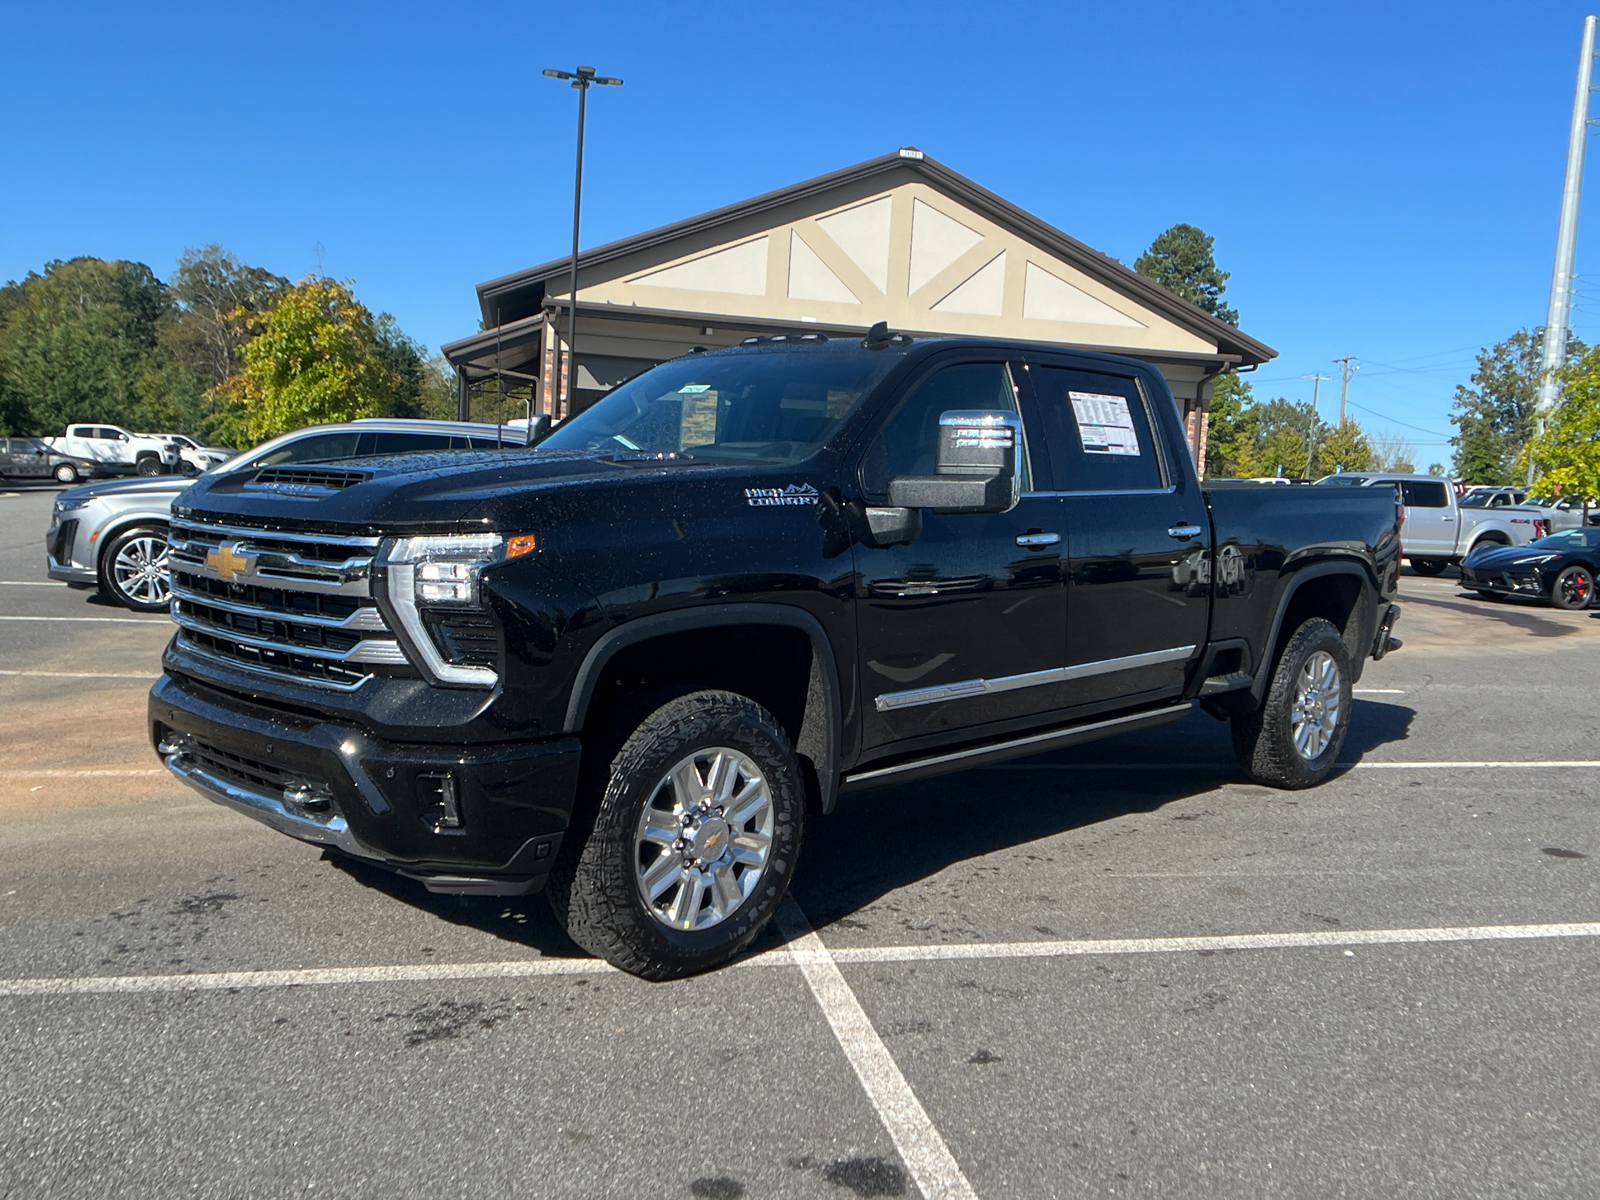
[{"left": 161, "top": 748, "right": 381, "bottom": 862}]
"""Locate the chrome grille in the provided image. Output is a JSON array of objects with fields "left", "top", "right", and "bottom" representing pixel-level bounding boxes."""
[{"left": 168, "top": 516, "right": 405, "bottom": 690}]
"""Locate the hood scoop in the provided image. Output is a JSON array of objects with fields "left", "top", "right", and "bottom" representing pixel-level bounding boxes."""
[{"left": 249, "top": 466, "right": 373, "bottom": 493}]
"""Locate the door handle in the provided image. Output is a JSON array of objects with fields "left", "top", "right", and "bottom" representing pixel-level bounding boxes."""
[
  {"left": 1015, "top": 531, "right": 1061, "bottom": 548},
  {"left": 1167, "top": 523, "right": 1204, "bottom": 541}
]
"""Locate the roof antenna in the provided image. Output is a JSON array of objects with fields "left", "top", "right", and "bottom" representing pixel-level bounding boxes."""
[{"left": 862, "top": 321, "right": 892, "bottom": 350}]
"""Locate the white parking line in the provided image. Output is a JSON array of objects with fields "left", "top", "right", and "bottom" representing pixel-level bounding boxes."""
[
  {"left": 778, "top": 898, "right": 979, "bottom": 1200},
  {"left": 0, "top": 670, "right": 160, "bottom": 680},
  {"left": 0, "top": 615, "right": 170, "bottom": 626},
  {"left": 1354, "top": 688, "right": 1406, "bottom": 693},
  {"left": 1, "top": 921, "right": 1595, "bottom": 1000},
  {"left": 1, "top": 769, "right": 165, "bottom": 778},
  {"left": 0, "top": 581, "right": 63, "bottom": 586},
  {"left": 822, "top": 921, "right": 1600, "bottom": 965},
  {"left": 992, "top": 760, "right": 1600, "bottom": 771}
]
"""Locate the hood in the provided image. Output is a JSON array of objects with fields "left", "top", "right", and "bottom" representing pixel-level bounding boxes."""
[
  {"left": 1464, "top": 542, "right": 1562, "bottom": 569},
  {"left": 57, "top": 475, "right": 195, "bottom": 503},
  {"left": 175, "top": 447, "right": 741, "bottom": 531}
]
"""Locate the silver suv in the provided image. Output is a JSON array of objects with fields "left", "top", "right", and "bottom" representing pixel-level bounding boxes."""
[{"left": 45, "top": 419, "right": 532, "bottom": 610}]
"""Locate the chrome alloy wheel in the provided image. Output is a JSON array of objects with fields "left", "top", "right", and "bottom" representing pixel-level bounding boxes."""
[
  {"left": 634, "top": 747, "right": 774, "bottom": 932},
  {"left": 113, "top": 534, "right": 171, "bottom": 606},
  {"left": 1289, "top": 649, "right": 1341, "bottom": 761}
]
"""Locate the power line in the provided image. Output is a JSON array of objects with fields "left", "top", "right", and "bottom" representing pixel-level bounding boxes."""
[{"left": 1344, "top": 398, "right": 1454, "bottom": 439}]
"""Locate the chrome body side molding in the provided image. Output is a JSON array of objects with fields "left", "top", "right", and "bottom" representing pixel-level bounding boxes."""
[{"left": 874, "top": 645, "right": 1196, "bottom": 712}]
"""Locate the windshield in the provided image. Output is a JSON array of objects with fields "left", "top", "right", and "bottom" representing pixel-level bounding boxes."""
[
  {"left": 1314, "top": 474, "right": 1369, "bottom": 486},
  {"left": 1532, "top": 529, "right": 1600, "bottom": 551},
  {"left": 538, "top": 348, "right": 905, "bottom": 464}
]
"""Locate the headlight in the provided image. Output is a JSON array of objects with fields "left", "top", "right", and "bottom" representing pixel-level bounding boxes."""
[
  {"left": 378, "top": 533, "right": 536, "bottom": 687},
  {"left": 1512, "top": 554, "right": 1560, "bottom": 566},
  {"left": 54, "top": 497, "right": 92, "bottom": 515}
]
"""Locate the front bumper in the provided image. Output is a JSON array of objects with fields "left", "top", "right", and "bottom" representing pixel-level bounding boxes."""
[
  {"left": 1460, "top": 565, "right": 1547, "bottom": 598},
  {"left": 45, "top": 518, "right": 96, "bottom": 584},
  {"left": 150, "top": 671, "right": 581, "bottom": 895}
]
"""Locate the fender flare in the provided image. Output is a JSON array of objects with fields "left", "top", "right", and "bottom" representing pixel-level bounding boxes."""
[
  {"left": 1251, "top": 560, "right": 1376, "bottom": 703},
  {"left": 562, "top": 603, "right": 844, "bottom": 813}
]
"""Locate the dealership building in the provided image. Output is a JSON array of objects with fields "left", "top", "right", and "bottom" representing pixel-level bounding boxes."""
[{"left": 441, "top": 150, "right": 1275, "bottom": 468}]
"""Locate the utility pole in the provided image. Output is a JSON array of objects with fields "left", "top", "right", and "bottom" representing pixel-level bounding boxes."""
[
  {"left": 1302, "top": 372, "right": 1332, "bottom": 413},
  {"left": 1533, "top": 15, "right": 1599, "bottom": 484},
  {"left": 543, "top": 65, "right": 624, "bottom": 419},
  {"left": 1333, "top": 355, "right": 1359, "bottom": 424},
  {"left": 1301, "top": 372, "right": 1331, "bottom": 479}
]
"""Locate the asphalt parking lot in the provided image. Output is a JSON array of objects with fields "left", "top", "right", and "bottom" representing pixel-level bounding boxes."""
[{"left": 1, "top": 481, "right": 1597, "bottom": 1200}]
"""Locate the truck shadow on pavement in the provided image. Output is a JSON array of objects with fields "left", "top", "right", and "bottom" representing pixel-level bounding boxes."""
[{"left": 324, "top": 700, "right": 1415, "bottom": 959}]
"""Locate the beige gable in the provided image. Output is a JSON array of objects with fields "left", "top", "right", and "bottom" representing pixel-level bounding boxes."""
[{"left": 566, "top": 176, "right": 1216, "bottom": 357}]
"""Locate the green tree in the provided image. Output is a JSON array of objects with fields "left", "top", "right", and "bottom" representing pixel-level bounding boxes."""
[
  {"left": 374, "top": 316, "right": 456, "bottom": 421},
  {"left": 1520, "top": 344, "right": 1600, "bottom": 516},
  {"left": 1319, "top": 419, "right": 1374, "bottom": 474},
  {"left": 1203, "top": 371, "right": 1256, "bottom": 477},
  {"left": 1450, "top": 327, "right": 1585, "bottom": 483},
  {"left": 164, "top": 244, "right": 288, "bottom": 389},
  {"left": 219, "top": 277, "right": 400, "bottom": 442},
  {"left": 1135, "top": 223, "right": 1238, "bottom": 325},
  {"left": 0, "top": 257, "right": 176, "bottom": 434},
  {"left": 1236, "top": 397, "right": 1328, "bottom": 478}
]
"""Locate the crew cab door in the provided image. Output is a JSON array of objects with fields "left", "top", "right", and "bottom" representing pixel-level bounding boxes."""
[
  {"left": 853, "top": 354, "right": 1068, "bottom": 752},
  {"left": 1022, "top": 356, "right": 1209, "bottom": 710},
  {"left": 1397, "top": 479, "right": 1455, "bottom": 554}
]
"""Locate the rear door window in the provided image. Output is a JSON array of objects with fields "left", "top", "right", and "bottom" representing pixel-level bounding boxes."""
[
  {"left": 367, "top": 432, "right": 452, "bottom": 455},
  {"left": 1400, "top": 480, "right": 1449, "bottom": 508},
  {"left": 1027, "top": 366, "right": 1164, "bottom": 492}
]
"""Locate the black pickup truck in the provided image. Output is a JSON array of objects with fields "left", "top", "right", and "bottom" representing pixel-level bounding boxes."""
[{"left": 150, "top": 330, "right": 1402, "bottom": 978}]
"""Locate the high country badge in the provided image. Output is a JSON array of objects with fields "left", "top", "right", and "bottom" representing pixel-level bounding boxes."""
[{"left": 745, "top": 484, "right": 820, "bottom": 508}]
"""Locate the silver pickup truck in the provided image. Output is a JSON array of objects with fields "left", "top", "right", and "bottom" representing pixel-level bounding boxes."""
[
  {"left": 46, "top": 419, "right": 531, "bottom": 610},
  {"left": 1314, "top": 472, "right": 1545, "bottom": 575}
]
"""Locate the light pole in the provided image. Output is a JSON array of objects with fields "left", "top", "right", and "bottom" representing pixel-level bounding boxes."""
[{"left": 543, "top": 65, "right": 623, "bottom": 418}]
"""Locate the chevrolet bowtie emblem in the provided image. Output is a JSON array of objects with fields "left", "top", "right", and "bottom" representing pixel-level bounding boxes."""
[{"left": 205, "top": 541, "right": 257, "bottom": 582}]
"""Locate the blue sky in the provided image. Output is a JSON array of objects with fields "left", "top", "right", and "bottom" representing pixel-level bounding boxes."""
[{"left": 3, "top": 1, "right": 1595, "bottom": 466}]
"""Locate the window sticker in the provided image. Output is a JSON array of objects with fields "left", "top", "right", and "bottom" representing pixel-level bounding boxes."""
[
  {"left": 678, "top": 383, "right": 712, "bottom": 394},
  {"left": 1068, "top": 391, "right": 1141, "bottom": 456}
]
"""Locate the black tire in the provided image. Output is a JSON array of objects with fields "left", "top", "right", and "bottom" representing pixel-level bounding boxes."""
[
  {"left": 98, "top": 524, "right": 171, "bottom": 611},
  {"left": 135, "top": 454, "right": 161, "bottom": 477},
  {"left": 547, "top": 689, "right": 804, "bottom": 980},
  {"left": 53, "top": 463, "right": 79, "bottom": 484},
  {"left": 1551, "top": 565, "right": 1594, "bottom": 610},
  {"left": 1409, "top": 558, "right": 1449, "bottom": 576},
  {"left": 1230, "top": 617, "right": 1353, "bottom": 789}
]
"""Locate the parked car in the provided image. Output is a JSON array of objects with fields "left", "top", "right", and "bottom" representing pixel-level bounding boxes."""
[
  {"left": 45, "top": 419, "right": 531, "bottom": 611},
  {"left": 0, "top": 436, "right": 99, "bottom": 484},
  {"left": 1461, "top": 528, "right": 1600, "bottom": 609},
  {"left": 160, "top": 434, "right": 235, "bottom": 475},
  {"left": 151, "top": 333, "right": 1403, "bottom": 979},
  {"left": 1459, "top": 485, "right": 1528, "bottom": 509},
  {"left": 44, "top": 424, "right": 181, "bottom": 477},
  {"left": 1314, "top": 471, "right": 1544, "bottom": 575},
  {"left": 1516, "top": 493, "right": 1596, "bottom": 532}
]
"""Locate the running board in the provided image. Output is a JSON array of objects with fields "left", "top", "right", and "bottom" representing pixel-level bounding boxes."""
[{"left": 839, "top": 702, "right": 1194, "bottom": 792}]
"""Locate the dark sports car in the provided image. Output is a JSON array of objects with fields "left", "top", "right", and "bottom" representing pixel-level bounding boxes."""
[{"left": 1460, "top": 529, "right": 1600, "bottom": 609}]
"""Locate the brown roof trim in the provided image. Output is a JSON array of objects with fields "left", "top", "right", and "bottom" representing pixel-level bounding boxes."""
[
  {"left": 446, "top": 299, "right": 1245, "bottom": 375},
  {"left": 474, "top": 151, "right": 1276, "bottom": 367}
]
